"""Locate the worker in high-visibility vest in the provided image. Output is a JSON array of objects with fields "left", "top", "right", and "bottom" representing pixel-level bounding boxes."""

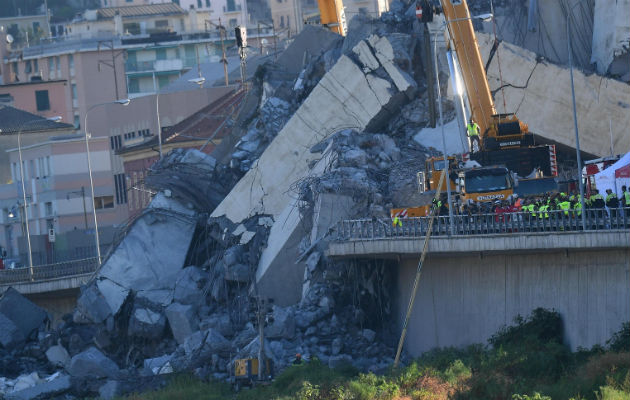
[
  {"left": 467, "top": 117, "right": 480, "bottom": 152},
  {"left": 392, "top": 215, "right": 402, "bottom": 227},
  {"left": 622, "top": 185, "right": 630, "bottom": 218}
]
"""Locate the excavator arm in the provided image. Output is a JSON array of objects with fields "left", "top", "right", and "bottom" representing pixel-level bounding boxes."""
[{"left": 317, "top": 0, "right": 347, "bottom": 36}]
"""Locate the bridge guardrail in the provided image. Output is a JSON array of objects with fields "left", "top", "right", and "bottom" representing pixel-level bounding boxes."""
[
  {"left": 0, "top": 257, "right": 98, "bottom": 285},
  {"left": 334, "top": 208, "right": 630, "bottom": 241}
]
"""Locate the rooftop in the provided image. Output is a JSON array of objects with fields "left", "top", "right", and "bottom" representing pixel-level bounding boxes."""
[
  {"left": 0, "top": 106, "right": 74, "bottom": 134},
  {"left": 96, "top": 3, "right": 186, "bottom": 20}
]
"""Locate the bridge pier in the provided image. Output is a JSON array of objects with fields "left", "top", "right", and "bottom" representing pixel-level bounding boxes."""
[{"left": 328, "top": 229, "right": 630, "bottom": 356}]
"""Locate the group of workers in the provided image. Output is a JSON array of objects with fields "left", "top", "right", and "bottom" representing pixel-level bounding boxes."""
[{"left": 452, "top": 186, "right": 630, "bottom": 220}]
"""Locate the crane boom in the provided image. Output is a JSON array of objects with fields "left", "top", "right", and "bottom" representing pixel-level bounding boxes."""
[
  {"left": 441, "top": 0, "right": 495, "bottom": 137},
  {"left": 439, "top": 0, "right": 531, "bottom": 151}
]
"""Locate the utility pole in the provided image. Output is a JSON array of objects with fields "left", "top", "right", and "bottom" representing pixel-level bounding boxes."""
[
  {"left": 67, "top": 186, "right": 88, "bottom": 229},
  {"left": 97, "top": 40, "right": 125, "bottom": 100},
  {"left": 206, "top": 19, "right": 229, "bottom": 86}
]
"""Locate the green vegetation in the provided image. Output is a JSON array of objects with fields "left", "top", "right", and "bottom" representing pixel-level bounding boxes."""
[{"left": 122, "top": 309, "right": 630, "bottom": 400}]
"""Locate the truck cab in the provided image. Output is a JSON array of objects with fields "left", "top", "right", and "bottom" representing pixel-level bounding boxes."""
[{"left": 457, "top": 166, "right": 514, "bottom": 203}]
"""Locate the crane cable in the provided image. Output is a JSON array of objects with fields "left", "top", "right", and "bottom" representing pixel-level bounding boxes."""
[{"left": 393, "top": 168, "right": 447, "bottom": 368}]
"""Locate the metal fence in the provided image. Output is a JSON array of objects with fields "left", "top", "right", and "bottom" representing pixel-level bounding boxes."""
[
  {"left": 0, "top": 257, "right": 98, "bottom": 285},
  {"left": 334, "top": 208, "right": 630, "bottom": 241}
]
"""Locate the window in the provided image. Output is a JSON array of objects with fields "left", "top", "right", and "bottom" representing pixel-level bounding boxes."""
[
  {"left": 33, "top": 59, "right": 38, "bottom": 73},
  {"left": 205, "top": 0, "right": 210, "bottom": 6},
  {"left": 68, "top": 54, "right": 74, "bottom": 75},
  {"left": 45, "top": 156, "right": 51, "bottom": 176},
  {"left": 128, "top": 77, "right": 139, "bottom": 93},
  {"left": 73, "top": 115, "right": 80, "bottom": 129},
  {"left": 55, "top": 56, "right": 60, "bottom": 74},
  {"left": 156, "top": 48, "right": 167, "bottom": 60},
  {"left": 280, "top": 16, "right": 284, "bottom": 28},
  {"left": 94, "top": 196, "right": 114, "bottom": 209},
  {"left": 109, "top": 135, "right": 122, "bottom": 150},
  {"left": 32, "top": 22, "right": 40, "bottom": 32},
  {"left": 35, "top": 90, "right": 50, "bottom": 111},
  {"left": 114, "top": 174, "right": 128, "bottom": 204},
  {"left": 10, "top": 163, "right": 17, "bottom": 182},
  {"left": 71, "top": 84, "right": 77, "bottom": 101},
  {"left": 123, "top": 22, "right": 140, "bottom": 35},
  {"left": 197, "top": 0, "right": 202, "bottom": 7},
  {"left": 229, "top": 18, "right": 237, "bottom": 27},
  {"left": 45, "top": 202, "right": 53, "bottom": 217},
  {"left": 48, "top": 57, "right": 54, "bottom": 77},
  {"left": 24, "top": 60, "right": 32, "bottom": 74},
  {"left": 158, "top": 75, "right": 169, "bottom": 88},
  {"left": 155, "top": 20, "right": 169, "bottom": 30},
  {"left": 29, "top": 160, "right": 34, "bottom": 180}
]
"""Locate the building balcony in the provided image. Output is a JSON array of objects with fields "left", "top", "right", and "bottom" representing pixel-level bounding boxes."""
[
  {"left": 223, "top": 4, "right": 243, "bottom": 13},
  {"left": 126, "top": 58, "right": 184, "bottom": 73}
]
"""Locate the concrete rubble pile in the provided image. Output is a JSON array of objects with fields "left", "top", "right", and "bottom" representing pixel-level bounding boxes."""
[{"left": 0, "top": 2, "right": 460, "bottom": 398}]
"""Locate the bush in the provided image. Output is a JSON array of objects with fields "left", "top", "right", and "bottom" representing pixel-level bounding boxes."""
[{"left": 607, "top": 323, "right": 630, "bottom": 352}]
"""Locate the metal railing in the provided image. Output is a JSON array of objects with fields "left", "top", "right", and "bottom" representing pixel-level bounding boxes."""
[
  {"left": 0, "top": 257, "right": 98, "bottom": 285},
  {"left": 334, "top": 208, "right": 630, "bottom": 241}
]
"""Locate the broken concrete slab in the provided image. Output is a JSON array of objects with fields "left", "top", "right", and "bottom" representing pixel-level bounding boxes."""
[
  {"left": 165, "top": 302, "right": 198, "bottom": 345},
  {"left": 143, "top": 354, "right": 173, "bottom": 375},
  {"left": 0, "top": 312, "right": 24, "bottom": 348},
  {"left": 45, "top": 344, "right": 70, "bottom": 367},
  {"left": 199, "top": 313, "right": 233, "bottom": 338},
  {"left": 128, "top": 307, "right": 166, "bottom": 339},
  {"left": 76, "top": 284, "right": 113, "bottom": 324},
  {"left": 97, "top": 196, "right": 196, "bottom": 293},
  {"left": 96, "top": 279, "right": 130, "bottom": 318},
  {"left": 5, "top": 374, "right": 71, "bottom": 400},
  {"left": 224, "top": 263, "right": 250, "bottom": 283},
  {"left": 211, "top": 50, "right": 408, "bottom": 224},
  {"left": 276, "top": 25, "right": 343, "bottom": 75},
  {"left": 173, "top": 266, "right": 208, "bottom": 305},
  {"left": 68, "top": 347, "right": 120, "bottom": 379},
  {"left": 183, "top": 328, "right": 230, "bottom": 357},
  {"left": 98, "top": 380, "right": 122, "bottom": 400},
  {"left": 477, "top": 33, "right": 630, "bottom": 157},
  {"left": 353, "top": 40, "right": 380, "bottom": 72},
  {"left": 0, "top": 288, "right": 48, "bottom": 341},
  {"left": 136, "top": 289, "right": 173, "bottom": 307},
  {"left": 265, "top": 306, "right": 296, "bottom": 340}
]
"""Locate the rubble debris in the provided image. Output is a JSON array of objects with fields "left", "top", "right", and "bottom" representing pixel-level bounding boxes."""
[
  {"left": 0, "top": 288, "right": 48, "bottom": 343},
  {"left": 68, "top": 347, "right": 120, "bottom": 379},
  {"left": 5, "top": 373, "right": 71, "bottom": 400}
]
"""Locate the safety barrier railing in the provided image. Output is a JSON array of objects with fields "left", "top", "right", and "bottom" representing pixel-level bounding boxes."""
[
  {"left": 334, "top": 208, "right": 630, "bottom": 241},
  {"left": 0, "top": 257, "right": 98, "bottom": 285}
]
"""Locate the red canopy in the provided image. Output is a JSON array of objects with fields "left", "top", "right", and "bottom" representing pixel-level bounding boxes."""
[{"left": 615, "top": 163, "right": 630, "bottom": 178}]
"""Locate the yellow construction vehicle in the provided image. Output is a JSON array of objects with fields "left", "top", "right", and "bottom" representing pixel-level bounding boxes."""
[
  {"left": 391, "top": 156, "right": 515, "bottom": 218},
  {"left": 232, "top": 357, "right": 274, "bottom": 390},
  {"left": 316, "top": 0, "right": 347, "bottom": 36}
]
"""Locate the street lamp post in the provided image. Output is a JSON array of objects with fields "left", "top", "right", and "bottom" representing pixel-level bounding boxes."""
[
  {"left": 567, "top": 15, "right": 587, "bottom": 231},
  {"left": 155, "top": 77, "right": 207, "bottom": 159},
  {"left": 17, "top": 116, "right": 62, "bottom": 279},
  {"left": 84, "top": 99, "right": 130, "bottom": 265}
]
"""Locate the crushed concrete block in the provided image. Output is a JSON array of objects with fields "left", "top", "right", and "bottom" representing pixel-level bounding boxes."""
[
  {"left": 0, "top": 312, "right": 24, "bottom": 349},
  {"left": 180, "top": 149, "right": 216, "bottom": 171},
  {"left": 224, "top": 263, "right": 250, "bottom": 283},
  {"left": 68, "top": 347, "right": 120, "bottom": 379},
  {"left": 96, "top": 279, "right": 130, "bottom": 318},
  {"left": 136, "top": 289, "right": 173, "bottom": 307},
  {"left": 6, "top": 374, "right": 71, "bottom": 400},
  {"left": 183, "top": 328, "right": 230, "bottom": 357},
  {"left": 98, "top": 380, "right": 122, "bottom": 400},
  {"left": 265, "top": 306, "right": 295, "bottom": 340},
  {"left": 0, "top": 288, "right": 48, "bottom": 340},
  {"left": 97, "top": 197, "right": 196, "bottom": 292},
  {"left": 361, "top": 329, "right": 376, "bottom": 343},
  {"left": 173, "top": 267, "right": 207, "bottom": 305},
  {"left": 165, "top": 302, "right": 198, "bottom": 345},
  {"left": 128, "top": 307, "right": 166, "bottom": 339},
  {"left": 11, "top": 372, "right": 41, "bottom": 392},
  {"left": 240, "top": 231, "right": 256, "bottom": 245},
  {"left": 45, "top": 344, "right": 70, "bottom": 367},
  {"left": 352, "top": 40, "right": 380, "bottom": 71},
  {"left": 144, "top": 354, "right": 173, "bottom": 375},
  {"left": 199, "top": 313, "right": 233, "bottom": 338},
  {"left": 76, "top": 284, "right": 112, "bottom": 324}
]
